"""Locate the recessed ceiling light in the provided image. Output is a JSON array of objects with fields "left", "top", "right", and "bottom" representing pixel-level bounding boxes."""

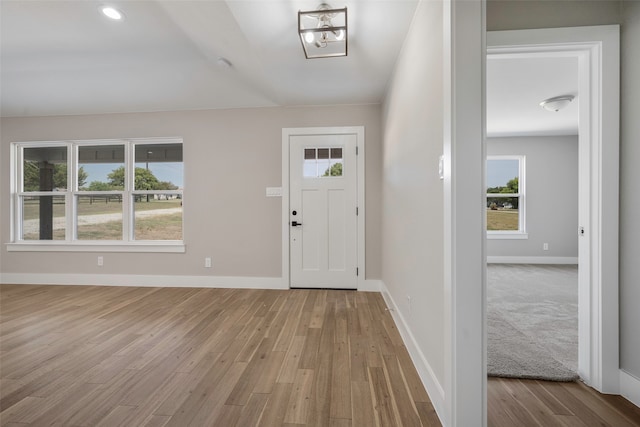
[{"left": 101, "top": 6, "right": 124, "bottom": 20}]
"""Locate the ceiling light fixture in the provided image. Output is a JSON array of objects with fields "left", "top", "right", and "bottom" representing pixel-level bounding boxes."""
[
  {"left": 298, "top": 3, "right": 347, "bottom": 59},
  {"left": 101, "top": 6, "right": 124, "bottom": 20},
  {"left": 539, "top": 95, "right": 575, "bottom": 112},
  {"left": 216, "top": 57, "right": 232, "bottom": 70}
]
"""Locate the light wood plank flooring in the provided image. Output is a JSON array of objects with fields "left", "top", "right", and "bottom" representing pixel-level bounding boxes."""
[
  {"left": 2, "top": 285, "right": 639, "bottom": 427},
  {"left": 0, "top": 285, "right": 440, "bottom": 426},
  {"left": 488, "top": 377, "right": 640, "bottom": 427}
]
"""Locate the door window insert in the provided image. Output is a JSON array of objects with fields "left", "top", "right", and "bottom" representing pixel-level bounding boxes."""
[{"left": 304, "top": 147, "right": 343, "bottom": 178}]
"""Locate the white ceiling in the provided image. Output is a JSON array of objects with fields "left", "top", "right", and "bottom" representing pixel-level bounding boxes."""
[
  {"left": 487, "top": 55, "right": 579, "bottom": 137},
  {"left": 1, "top": 0, "right": 579, "bottom": 137},
  {"left": 0, "top": 0, "right": 418, "bottom": 117}
]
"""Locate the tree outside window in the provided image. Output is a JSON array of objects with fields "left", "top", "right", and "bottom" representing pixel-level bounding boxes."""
[{"left": 13, "top": 139, "right": 183, "bottom": 243}]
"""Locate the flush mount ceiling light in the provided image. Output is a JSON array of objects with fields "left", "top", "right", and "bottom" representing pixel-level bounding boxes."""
[
  {"left": 216, "top": 57, "right": 232, "bottom": 70},
  {"left": 539, "top": 95, "right": 575, "bottom": 112},
  {"left": 298, "top": 3, "right": 347, "bottom": 59},
  {"left": 101, "top": 6, "right": 124, "bottom": 20}
]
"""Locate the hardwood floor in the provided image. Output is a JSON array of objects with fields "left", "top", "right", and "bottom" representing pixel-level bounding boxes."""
[
  {"left": 0, "top": 285, "right": 440, "bottom": 426},
  {"left": 2, "top": 285, "right": 639, "bottom": 427},
  {"left": 488, "top": 377, "right": 640, "bottom": 427}
]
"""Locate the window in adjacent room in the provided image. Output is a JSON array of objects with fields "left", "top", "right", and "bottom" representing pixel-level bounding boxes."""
[
  {"left": 11, "top": 138, "right": 183, "bottom": 251},
  {"left": 486, "top": 156, "right": 526, "bottom": 237}
]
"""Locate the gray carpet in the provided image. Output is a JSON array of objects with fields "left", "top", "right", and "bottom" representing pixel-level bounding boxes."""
[{"left": 487, "top": 264, "right": 579, "bottom": 381}]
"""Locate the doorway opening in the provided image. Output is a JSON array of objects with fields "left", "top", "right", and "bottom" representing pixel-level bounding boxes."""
[
  {"left": 485, "top": 52, "right": 580, "bottom": 381},
  {"left": 485, "top": 25, "right": 620, "bottom": 396}
]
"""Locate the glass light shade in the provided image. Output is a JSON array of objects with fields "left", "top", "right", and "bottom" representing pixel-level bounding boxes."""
[
  {"left": 539, "top": 95, "right": 575, "bottom": 112},
  {"left": 298, "top": 6, "right": 347, "bottom": 59}
]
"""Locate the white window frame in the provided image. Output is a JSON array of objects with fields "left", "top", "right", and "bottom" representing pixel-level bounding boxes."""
[
  {"left": 8, "top": 137, "right": 184, "bottom": 253},
  {"left": 486, "top": 155, "right": 527, "bottom": 239}
]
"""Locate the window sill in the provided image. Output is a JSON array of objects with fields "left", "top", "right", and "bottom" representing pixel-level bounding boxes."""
[
  {"left": 487, "top": 233, "right": 528, "bottom": 240},
  {"left": 6, "top": 242, "right": 185, "bottom": 253}
]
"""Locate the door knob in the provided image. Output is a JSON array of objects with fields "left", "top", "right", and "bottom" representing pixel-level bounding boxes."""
[{"left": 291, "top": 221, "right": 302, "bottom": 227}]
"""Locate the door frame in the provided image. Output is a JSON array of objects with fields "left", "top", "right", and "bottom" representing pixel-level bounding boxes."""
[
  {"left": 281, "top": 126, "right": 365, "bottom": 290},
  {"left": 486, "top": 25, "right": 620, "bottom": 393}
]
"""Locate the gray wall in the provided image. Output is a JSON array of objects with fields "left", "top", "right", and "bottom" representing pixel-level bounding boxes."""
[
  {"left": 487, "top": 136, "right": 578, "bottom": 259},
  {"left": 488, "top": 0, "right": 640, "bottom": 383},
  {"left": 0, "top": 105, "right": 383, "bottom": 280},
  {"left": 620, "top": 0, "right": 640, "bottom": 379},
  {"left": 488, "top": 0, "right": 621, "bottom": 30},
  {"left": 382, "top": 0, "right": 445, "bottom": 385}
]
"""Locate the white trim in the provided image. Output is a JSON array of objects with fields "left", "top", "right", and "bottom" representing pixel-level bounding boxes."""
[
  {"left": 620, "top": 370, "right": 640, "bottom": 409},
  {"left": 444, "top": 0, "right": 486, "bottom": 425},
  {"left": 281, "top": 126, "right": 366, "bottom": 290},
  {"left": 488, "top": 25, "right": 620, "bottom": 394},
  {"left": 487, "top": 256, "right": 578, "bottom": 264},
  {"left": 6, "top": 242, "right": 185, "bottom": 253},
  {"left": 0, "top": 274, "right": 386, "bottom": 294},
  {"left": 486, "top": 233, "right": 528, "bottom": 240},
  {"left": 11, "top": 137, "right": 182, "bottom": 146},
  {"left": 0, "top": 273, "right": 287, "bottom": 289},
  {"left": 9, "top": 143, "right": 17, "bottom": 242},
  {"left": 379, "top": 281, "right": 446, "bottom": 422}
]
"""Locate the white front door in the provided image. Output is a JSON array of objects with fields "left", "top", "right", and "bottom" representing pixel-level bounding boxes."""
[{"left": 288, "top": 133, "right": 358, "bottom": 289}]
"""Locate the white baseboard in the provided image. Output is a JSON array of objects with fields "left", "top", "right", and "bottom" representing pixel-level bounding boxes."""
[
  {"left": 0, "top": 273, "right": 385, "bottom": 293},
  {"left": 379, "top": 281, "right": 446, "bottom": 425},
  {"left": 0, "top": 273, "right": 288, "bottom": 289},
  {"left": 487, "top": 256, "right": 578, "bottom": 264},
  {"left": 620, "top": 370, "right": 640, "bottom": 408}
]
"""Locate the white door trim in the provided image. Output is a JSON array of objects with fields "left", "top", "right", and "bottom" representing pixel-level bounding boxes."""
[
  {"left": 487, "top": 25, "right": 620, "bottom": 393},
  {"left": 443, "top": 0, "right": 486, "bottom": 425},
  {"left": 282, "top": 126, "right": 365, "bottom": 290}
]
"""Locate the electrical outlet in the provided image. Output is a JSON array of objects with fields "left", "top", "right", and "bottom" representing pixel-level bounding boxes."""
[
  {"left": 543, "top": 243, "right": 549, "bottom": 251},
  {"left": 97, "top": 256, "right": 104, "bottom": 266},
  {"left": 205, "top": 257, "right": 212, "bottom": 268}
]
